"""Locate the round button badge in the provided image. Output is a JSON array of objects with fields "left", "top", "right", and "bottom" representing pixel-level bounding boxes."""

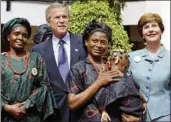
[
  {"left": 133, "top": 56, "right": 141, "bottom": 63},
  {"left": 32, "top": 68, "right": 38, "bottom": 76}
]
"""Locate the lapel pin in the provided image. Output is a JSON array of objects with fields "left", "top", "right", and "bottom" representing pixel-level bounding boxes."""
[{"left": 75, "top": 49, "right": 78, "bottom": 52}]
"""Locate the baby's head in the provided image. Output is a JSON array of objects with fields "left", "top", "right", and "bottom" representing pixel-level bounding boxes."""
[{"left": 108, "top": 51, "right": 129, "bottom": 73}]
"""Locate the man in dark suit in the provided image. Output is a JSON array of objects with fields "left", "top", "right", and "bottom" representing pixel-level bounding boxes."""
[{"left": 31, "top": 2, "right": 86, "bottom": 122}]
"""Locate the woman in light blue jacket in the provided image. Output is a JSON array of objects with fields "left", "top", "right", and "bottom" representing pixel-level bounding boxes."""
[{"left": 128, "top": 12, "right": 170, "bottom": 121}]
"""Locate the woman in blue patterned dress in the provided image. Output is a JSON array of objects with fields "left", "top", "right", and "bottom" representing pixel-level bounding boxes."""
[{"left": 128, "top": 13, "right": 170, "bottom": 121}]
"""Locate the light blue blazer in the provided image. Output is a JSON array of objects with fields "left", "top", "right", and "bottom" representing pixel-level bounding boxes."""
[{"left": 127, "top": 46, "right": 170, "bottom": 120}]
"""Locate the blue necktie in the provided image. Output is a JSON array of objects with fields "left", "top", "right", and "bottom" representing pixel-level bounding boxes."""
[{"left": 58, "top": 40, "right": 69, "bottom": 82}]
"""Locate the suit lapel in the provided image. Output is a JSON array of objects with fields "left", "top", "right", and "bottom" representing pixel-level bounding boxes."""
[
  {"left": 43, "top": 39, "right": 57, "bottom": 68},
  {"left": 70, "top": 33, "right": 80, "bottom": 66},
  {"left": 43, "top": 39, "right": 66, "bottom": 87}
]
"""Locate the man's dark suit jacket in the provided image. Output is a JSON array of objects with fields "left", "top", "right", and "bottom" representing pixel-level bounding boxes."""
[{"left": 31, "top": 32, "right": 86, "bottom": 122}]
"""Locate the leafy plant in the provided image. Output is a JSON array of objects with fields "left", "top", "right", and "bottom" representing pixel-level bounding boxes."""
[{"left": 69, "top": 0, "right": 133, "bottom": 52}]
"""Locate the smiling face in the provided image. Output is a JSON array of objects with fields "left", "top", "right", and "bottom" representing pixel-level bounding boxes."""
[
  {"left": 7, "top": 26, "right": 28, "bottom": 51},
  {"left": 48, "top": 7, "right": 69, "bottom": 39},
  {"left": 85, "top": 31, "right": 109, "bottom": 58},
  {"left": 142, "top": 21, "right": 162, "bottom": 43}
]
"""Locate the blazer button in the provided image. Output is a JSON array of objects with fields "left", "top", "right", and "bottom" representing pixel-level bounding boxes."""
[
  {"left": 149, "top": 61, "right": 153, "bottom": 64},
  {"left": 146, "top": 76, "right": 150, "bottom": 80},
  {"left": 146, "top": 85, "right": 150, "bottom": 89},
  {"left": 148, "top": 69, "right": 152, "bottom": 72}
]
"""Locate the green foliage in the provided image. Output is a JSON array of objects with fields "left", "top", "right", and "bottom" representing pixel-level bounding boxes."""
[
  {"left": 70, "top": 0, "right": 126, "bottom": 24},
  {"left": 69, "top": 1, "right": 133, "bottom": 52}
]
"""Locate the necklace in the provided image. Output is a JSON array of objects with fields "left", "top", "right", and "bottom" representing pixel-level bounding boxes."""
[
  {"left": 88, "top": 55, "right": 106, "bottom": 74},
  {"left": 7, "top": 51, "right": 30, "bottom": 75}
]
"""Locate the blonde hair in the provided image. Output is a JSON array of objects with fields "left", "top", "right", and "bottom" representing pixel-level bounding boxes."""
[
  {"left": 138, "top": 12, "right": 164, "bottom": 37},
  {"left": 45, "top": 2, "right": 69, "bottom": 22}
]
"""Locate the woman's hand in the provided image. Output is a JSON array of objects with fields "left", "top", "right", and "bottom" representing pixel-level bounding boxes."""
[
  {"left": 101, "top": 110, "right": 111, "bottom": 122},
  {"left": 121, "top": 113, "right": 140, "bottom": 122},
  {"left": 142, "top": 101, "right": 147, "bottom": 114},
  {"left": 19, "top": 103, "right": 26, "bottom": 114},
  {"left": 97, "top": 70, "right": 123, "bottom": 87},
  {"left": 139, "top": 93, "right": 147, "bottom": 114},
  {"left": 4, "top": 103, "right": 26, "bottom": 120}
]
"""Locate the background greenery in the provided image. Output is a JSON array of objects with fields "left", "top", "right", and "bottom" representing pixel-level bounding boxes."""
[{"left": 69, "top": 0, "right": 133, "bottom": 53}]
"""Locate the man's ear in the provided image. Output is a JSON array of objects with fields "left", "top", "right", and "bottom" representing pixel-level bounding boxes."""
[{"left": 47, "top": 22, "right": 51, "bottom": 27}]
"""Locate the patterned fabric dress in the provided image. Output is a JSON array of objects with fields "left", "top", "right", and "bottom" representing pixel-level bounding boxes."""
[
  {"left": 66, "top": 58, "right": 102, "bottom": 122},
  {"left": 1, "top": 52, "right": 57, "bottom": 122},
  {"left": 67, "top": 57, "right": 144, "bottom": 122}
]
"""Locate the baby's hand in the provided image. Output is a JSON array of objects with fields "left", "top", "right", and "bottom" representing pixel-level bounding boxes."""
[{"left": 101, "top": 110, "right": 111, "bottom": 122}]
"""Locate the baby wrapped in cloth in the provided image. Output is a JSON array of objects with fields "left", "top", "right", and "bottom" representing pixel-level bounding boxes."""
[{"left": 95, "top": 51, "right": 145, "bottom": 122}]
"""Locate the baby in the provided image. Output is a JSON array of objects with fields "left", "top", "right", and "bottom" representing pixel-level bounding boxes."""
[{"left": 95, "top": 51, "right": 145, "bottom": 122}]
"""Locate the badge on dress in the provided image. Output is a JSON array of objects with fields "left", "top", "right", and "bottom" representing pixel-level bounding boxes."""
[
  {"left": 32, "top": 68, "right": 38, "bottom": 76},
  {"left": 133, "top": 56, "right": 141, "bottom": 63}
]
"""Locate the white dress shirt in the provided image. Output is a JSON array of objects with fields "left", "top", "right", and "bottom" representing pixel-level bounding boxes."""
[{"left": 52, "top": 32, "right": 71, "bottom": 68}]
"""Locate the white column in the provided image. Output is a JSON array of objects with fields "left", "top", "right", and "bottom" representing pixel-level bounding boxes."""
[{"left": 160, "top": 1, "right": 170, "bottom": 50}]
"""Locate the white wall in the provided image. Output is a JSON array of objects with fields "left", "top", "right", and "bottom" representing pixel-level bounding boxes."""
[
  {"left": 121, "top": 1, "right": 147, "bottom": 26},
  {"left": 160, "top": 1, "right": 170, "bottom": 51},
  {"left": 1, "top": 1, "right": 49, "bottom": 26}
]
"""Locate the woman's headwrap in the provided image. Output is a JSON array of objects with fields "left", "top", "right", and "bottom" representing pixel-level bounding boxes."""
[
  {"left": 32, "top": 24, "right": 52, "bottom": 44},
  {"left": 83, "top": 19, "right": 112, "bottom": 43},
  {"left": 2, "top": 17, "right": 31, "bottom": 42}
]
